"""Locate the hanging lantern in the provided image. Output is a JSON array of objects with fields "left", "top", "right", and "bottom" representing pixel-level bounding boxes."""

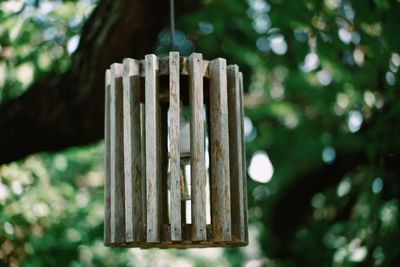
[{"left": 104, "top": 52, "right": 247, "bottom": 248}]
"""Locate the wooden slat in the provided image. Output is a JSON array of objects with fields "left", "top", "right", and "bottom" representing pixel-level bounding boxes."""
[
  {"left": 140, "top": 103, "right": 146, "bottom": 228},
  {"left": 122, "top": 58, "right": 142, "bottom": 242},
  {"left": 145, "top": 54, "right": 160, "bottom": 242},
  {"left": 209, "top": 59, "right": 231, "bottom": 242},
  {"left": 239, "top": 72, "right": 249, "bottom": 243},
  {"left": 188, "top": 53, "right": 207, "bottom": 241},
  {"left": 110, "top": 63, "right": 125, "bottom": 243},
  {"left": 227, "top": 65, "right": 245, "bottom": 242},
  {"left": 169, "top": 51, "right": 182, "bottom": 241},
  {"left": 104, "top": 69, "right": 111, "bottom": 244}
]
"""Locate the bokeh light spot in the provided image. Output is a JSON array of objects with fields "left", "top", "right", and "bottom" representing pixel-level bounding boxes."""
[
  {"left": 317, "top": 69, "right": 333, "bottom": 86},
  {"left": 67, "top": 35, "right": 80, "bottom": 55},
  {"left": 337, "top": 178, "right": 351, "bottom": 197},
  {"left": 300, "top": 52, "right": 319, "bottom": 72},
  {"left": 322, "top": 146, "right": 336, "bottom": 164},
  {"left": 347, "top": 110, "right": 363, "bottom": 133},
  {"left": 248, "top": 151, "right": 274, "bottom": 183},
  {"left": 372, "top": 177, "right": 383, "bottom": 194},
  {"left": 270, "top": 35, "right": 287, "bottom": 55}
]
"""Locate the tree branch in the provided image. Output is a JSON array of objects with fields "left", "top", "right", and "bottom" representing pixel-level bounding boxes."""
[{"left": 0, "top": 0, "right": 196, "bottom": 165}]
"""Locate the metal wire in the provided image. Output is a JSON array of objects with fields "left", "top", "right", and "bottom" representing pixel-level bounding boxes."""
[{"left": 170, "top": 0, "right": 176, "bottom": 51}]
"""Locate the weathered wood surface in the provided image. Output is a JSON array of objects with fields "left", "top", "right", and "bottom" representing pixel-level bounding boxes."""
[
  {"left": 188, "top": 53, "right": 207, "bottom": 241},
  {"left": 145, "top": 54, "right": 160, "bottom": 242},
  {"left": 227, "top": 65, "right": 245, "bottom": 242},
  {"left": 140, "top": 103, "right": 147, "bottom": 226},
  {"left": 209, "top": 59, "right": 231, "bottom": 242},
  {"left": 239, "top": 72, "right": 248, "bottom": 243},
  {"left": 110, "top": 63, "right": 125, "bottom": 243},
  {"left": 122, "top": 58, "right": 142, "bottom": 242},
  {"left": 139, "top": 57, "right": 210, "bottom": 78},
  {"left": 168, "top": 52, "right": 182, "bottom": 241},
  {"left": 106, "top": 224, "right": 247, "bottom": 248},
  {"left": 104, "top": 69, "right": 111, "bottom": 244}
]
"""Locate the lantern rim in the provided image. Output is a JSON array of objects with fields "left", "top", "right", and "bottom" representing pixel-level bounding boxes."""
[{"left": 112, "top": 53, "right": 239, "bottom": 80}]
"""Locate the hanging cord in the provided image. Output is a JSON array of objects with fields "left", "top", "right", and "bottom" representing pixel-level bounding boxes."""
[{"left": 170, "top": 0, "right": 176, "bottom": 51}]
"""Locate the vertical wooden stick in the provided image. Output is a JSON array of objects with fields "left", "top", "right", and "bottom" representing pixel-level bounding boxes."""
[
  {"left": 104, "top": 69, "right": 111, "bottom": 244},
  {"left": 239, "top": 72, "right": 248, "bottom": 243},
  {"left": 123, "top": 58, "right": 142, "bottom": 242},
  {"left": 188, "top": 53, "right": 207, "bottom": 241},
  {"left": 227, "top": 65, "right": 245, "bottom": 242},
  {"left": 110, "top": 63, "right": 125, "bottom": 243},
  {"left": 209, "top": 59, "right": 231, "bottom": 242},
  {"left": 145, "top": 54, "right": 160, "bottom": 242},
  {"left": 140, "top": 103, "right": 146, "bottom": 232},
  {"left": 169, "top": 51, "right": 182, "bottom": 241}
]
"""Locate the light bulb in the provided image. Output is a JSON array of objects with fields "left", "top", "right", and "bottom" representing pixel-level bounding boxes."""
[{"left": 179, "top": 113, "right": 191, "bottom": 201}]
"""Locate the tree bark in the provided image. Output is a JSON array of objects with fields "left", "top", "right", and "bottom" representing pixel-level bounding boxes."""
[{"left": 0, "top": 0, "right": 186, "bottom": 165}]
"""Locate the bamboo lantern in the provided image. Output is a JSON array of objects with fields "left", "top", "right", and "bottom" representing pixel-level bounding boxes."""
[{"left": 104, "top": 52, "right": 247, "bottom": 248}]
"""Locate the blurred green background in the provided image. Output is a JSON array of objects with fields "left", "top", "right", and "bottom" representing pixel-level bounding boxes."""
[{"left": 1, "top": 0, "right": 400, "bottom": 266}]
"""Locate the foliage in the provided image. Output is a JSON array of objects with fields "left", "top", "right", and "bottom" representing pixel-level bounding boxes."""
[
  {"left": 1, "top": 0, "right": 400, "bottom": 266},
  {"left": 0, "top": 146, "right": 235, "bottom": 266},
  {"left": 0, "top": 0, "right": 92, "bottom": 102}
]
